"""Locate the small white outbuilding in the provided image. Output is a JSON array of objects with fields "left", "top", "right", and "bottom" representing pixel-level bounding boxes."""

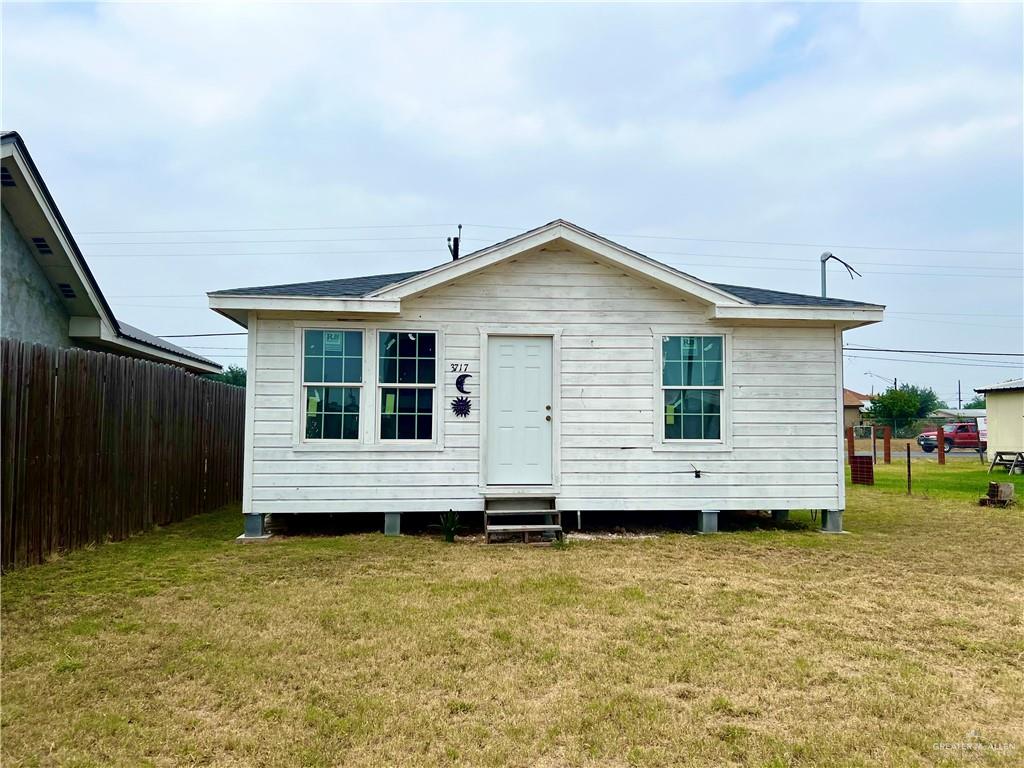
[
  {"left": 975, "top": 379, "right": 1024, "bottom": 456},
  {"left": 209, "top": 220, "right": 883, "bottom": 539}
]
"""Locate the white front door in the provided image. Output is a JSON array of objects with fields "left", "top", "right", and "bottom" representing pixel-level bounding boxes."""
[{"left": 486, "top": 336, "right": 553, "bottom": 485}]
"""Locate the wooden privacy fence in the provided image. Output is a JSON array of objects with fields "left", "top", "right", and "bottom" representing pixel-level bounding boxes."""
[{"left": 1, "top": 338, "right": 245, "bottom": 570}]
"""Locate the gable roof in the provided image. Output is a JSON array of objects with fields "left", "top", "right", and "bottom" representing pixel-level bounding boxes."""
[
  {"left": 209, "top": 219, "right": 884, "bottom": 329},
  {"left": 212, "top": 270, "right": 424, "bottom": 298},
  {"left": 212, "top": 267, "right": 875, "bottom": 308},
  {"left": 211, "top": 219, "right": 877, "bottom": 308},
  {"left": 364, "top": 219, "right": 749, "bottom": 306},
  {"left": 843, "top": 388, "right": 873, "bottom": 407},
  {"left": 1, "top": 131, "right": 219, "bottom": 373},
  {"left": 715, "top": 284, "right": 876, "bottom": 309}
]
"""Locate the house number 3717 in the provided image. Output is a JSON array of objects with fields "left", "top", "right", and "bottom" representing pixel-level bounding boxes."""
[{"left": 450, "top": 363, "right": 469, "bottom": 372}]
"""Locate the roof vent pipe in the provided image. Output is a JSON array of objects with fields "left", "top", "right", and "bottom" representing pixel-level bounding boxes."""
[
  {"left": 820, "top": 251, "right": 862, "bottom": 297},
  {"left": 447, "top": 224, "right": 462, "bottom": 261}
]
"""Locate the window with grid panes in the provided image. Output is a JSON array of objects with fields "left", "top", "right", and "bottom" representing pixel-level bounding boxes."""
[
  {"left": 302, "top": 329, "right": 363, "bottom": 440},
  {"left": 661, "top": 335, "right": 724, "bottom": 441},
  {"left": 378, "top": 331, "right": 436, "bottom": 440}
]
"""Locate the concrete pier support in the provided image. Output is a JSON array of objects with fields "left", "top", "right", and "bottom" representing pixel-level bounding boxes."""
[
  {"left": 237, "top": 513, "right": 271, "bottom": 541},
  {"left": 771, "top": 510, "right": 789, "bottom": 523},
  {"left": 697, "top": 510, "right": 719, "bottom": 534},
  {"left": 820, "top": 509, "right": 844, "bottom": 534},
  {"left": 384, "top": 513, "right": 401, "bottom": 536}
]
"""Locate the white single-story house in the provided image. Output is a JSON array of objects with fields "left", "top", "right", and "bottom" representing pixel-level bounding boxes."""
[{"left": 209, "top": 220, "right": 883, "bottom": 539}]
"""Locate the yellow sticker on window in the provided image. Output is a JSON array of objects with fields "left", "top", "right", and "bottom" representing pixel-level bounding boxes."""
[{"left": 385, "top": 393, "right": 396, "bottom": 414}]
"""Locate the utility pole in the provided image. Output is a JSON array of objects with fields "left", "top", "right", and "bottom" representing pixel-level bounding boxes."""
[{"left": 958, "top": 380, "right": 962, "bottom": 411}]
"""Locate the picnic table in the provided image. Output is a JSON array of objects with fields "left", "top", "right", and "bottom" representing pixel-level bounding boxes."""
[{"left": 988, "top": 451, "right": 1024, "bottom": 474}]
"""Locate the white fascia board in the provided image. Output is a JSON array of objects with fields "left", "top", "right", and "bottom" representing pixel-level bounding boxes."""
[
  {"left": 710, "top": 304, "right": 885, "bottom": 328},
  {"left": 208, "top": 294, "right": 402, "bottom": 315},
  {"left": 105, "top": 335, "right": 222, "bottom": 373},
  {"left": 4, "top": 145, "right": 111, "bottom": 326},
  {"left": 69, "top": 315, "right": 220, "bottom": 373},
  {"left": 368, "top": 220, "right": 750, "bottom": 307}
]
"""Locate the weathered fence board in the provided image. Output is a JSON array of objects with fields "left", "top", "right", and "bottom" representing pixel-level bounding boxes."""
[{"left": 1, "top": 339, "right": 244, "bottom": 570}]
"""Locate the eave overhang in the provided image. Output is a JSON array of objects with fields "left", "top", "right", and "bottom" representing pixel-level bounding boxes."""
[
  {"left": 709, "top": 304, "right": 884, "bottom": 329},
  {"left": 207, "top": 294, "right": 402, "bottom": 328}
]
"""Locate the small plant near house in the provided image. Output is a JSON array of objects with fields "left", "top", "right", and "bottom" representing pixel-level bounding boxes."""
[{"left": 438, "top": 510, "right": 460, "bottom": 542}]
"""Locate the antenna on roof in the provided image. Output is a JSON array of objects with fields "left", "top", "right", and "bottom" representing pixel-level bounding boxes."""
[
  {"left": 820, "top": 251, "right": 862, "bottom": 297},
  {"left": 447, "top": 224, "right": 462, "bottom": 261}
]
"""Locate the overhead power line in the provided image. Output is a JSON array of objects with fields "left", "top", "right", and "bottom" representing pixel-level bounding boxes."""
[
  {"left": 82, "top": 223, "right": 452, "bottom": 235},
  {"left": 843, "top": 354, "right": 1021, "bottom": 370},
  {"left": 80, "top": 235, "right": 473, "bottom": 246},
  {"left": 611, "top": 232, "right": 1022, "bottom": 257},
  {"left": 843, "top": 346, "right": 1023, "bottom": 357},
  {"left": 87, "top": 249, "right": 1020, "bottom": 281},
  {"left": 462, "top": 223, "right": 1022, "bottom": 257},
  {"left": 76, "top": 220, "right": 1022, "bottom": 257},
  {"left": 87, "top": 248, "right": 443, "bottom": 259},
  {"left": 160, "top": 332, "right": 247, "bottom": 337},
  {"left": 87, "top": 241, "right": 1021, "bottom": 274}
]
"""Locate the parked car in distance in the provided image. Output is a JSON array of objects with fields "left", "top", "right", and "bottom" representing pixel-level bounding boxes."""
[{"left": 916, "top": 422, "right": 984, "bottom": 452}]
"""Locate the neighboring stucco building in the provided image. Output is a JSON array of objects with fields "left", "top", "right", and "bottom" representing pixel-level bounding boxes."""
[
  {"left": 843, "top": 388, "right": 872, "bottom": 430},
  {"left": 1, "top": 131, "right": 219, "bottom": 374},
  {"left": 975, "top": 379, "right": 1024, "bottom": 454}
]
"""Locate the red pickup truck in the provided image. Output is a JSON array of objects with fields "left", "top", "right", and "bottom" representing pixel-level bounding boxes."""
[{"left": 916, "top": 423, "right": 984, "bottom": 453}]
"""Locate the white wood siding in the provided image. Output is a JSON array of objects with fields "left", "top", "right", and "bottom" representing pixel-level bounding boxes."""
[{"left": 247, "top": 247, "right": 841, "bottom": 514}]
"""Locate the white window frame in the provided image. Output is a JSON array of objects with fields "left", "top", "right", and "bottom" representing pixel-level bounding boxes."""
[
  {"left": 296, "top": 326, "right": 366, "bottom": 445},
  {"left": 652, "top": 327, "right": 732, "bottom": 452},
  {"left": 374, "top": 328, "right": 441, "bottom": 445}
]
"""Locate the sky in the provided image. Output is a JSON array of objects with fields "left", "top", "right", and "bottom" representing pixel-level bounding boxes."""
[{"left": 2, "top": 1, "right": 1022, "bottom": 403}]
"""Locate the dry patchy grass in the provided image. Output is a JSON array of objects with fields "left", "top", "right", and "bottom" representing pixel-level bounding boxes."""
[{"left": 3, "top": 483, "right": 1023, "bottom": 767}]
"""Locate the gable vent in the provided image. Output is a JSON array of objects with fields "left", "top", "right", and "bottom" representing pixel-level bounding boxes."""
[
  {"left": 31, "top": 237, "right": 54, "bottom": 255},
  {"left": 0, "top": 167, "right": 13, "bottom": 187},
  {"left": 57, "top": 283, "right": 77, "bottom": 299}
]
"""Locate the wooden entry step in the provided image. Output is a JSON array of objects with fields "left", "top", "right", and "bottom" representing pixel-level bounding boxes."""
[{"left": 484, "top": 502, "right": 562, "bottom": 544}]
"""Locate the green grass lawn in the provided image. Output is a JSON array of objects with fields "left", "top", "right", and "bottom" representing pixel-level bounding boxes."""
[
  {"left": 849, "top": 456, "right": 1024, "bottom": 501},
  {"left": 3, "top": 468, "right": 1023, "bottom": 767}
]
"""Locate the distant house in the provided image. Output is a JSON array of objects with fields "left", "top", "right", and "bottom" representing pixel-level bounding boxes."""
[
  {"left": 843, "top": 388, "right": 872, "bottom": 429},
  {"left": 209, "top": 219, "right": 884, "bottom": 539},
  {"left": 974, "top": 379, "right": 1023, "bottom": 455},
  {"left": 1, "top": 132, "right": 218, "bottom": 374},
  {"left": 931, "top": 408, "right": 986, "bottom": 421}
]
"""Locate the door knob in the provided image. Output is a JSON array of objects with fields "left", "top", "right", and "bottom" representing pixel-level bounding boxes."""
[
  {"left": 545, "top": 404, "right": 551, "bottom": 410},
  {"left": 546, "top": 415, "right": 552, "bottom": 421}
]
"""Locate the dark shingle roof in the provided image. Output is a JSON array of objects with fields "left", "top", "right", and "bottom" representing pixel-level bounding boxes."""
[
  {"left": 710, "top": 283, "right": 879, "bottom": 308},
  {"left": 210, "top": 270, "right": 425, "bottom": 298},
  {"left": 212, "top": 269, "right": 876, "bottom": 308}
]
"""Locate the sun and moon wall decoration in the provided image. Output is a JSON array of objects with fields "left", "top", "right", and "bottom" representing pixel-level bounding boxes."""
[{"left": 451, "top": 371, "right": 472, "bottom": 417}]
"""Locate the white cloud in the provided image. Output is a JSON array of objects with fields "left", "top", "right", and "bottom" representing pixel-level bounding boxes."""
[{"left": 1, "top": 1, "right": 1020, "bottom": 394}]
